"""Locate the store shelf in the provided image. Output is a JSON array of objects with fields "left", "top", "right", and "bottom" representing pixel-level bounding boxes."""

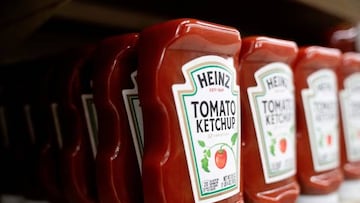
[
  {"left": 297, "top": 0, "right": 360, "bottom": 24},
  {"left": 0, "top": 0, "right": 358, "bottom": 66},
  {"left": 53, "top": 1, "right": 166, "bottom": 30}
]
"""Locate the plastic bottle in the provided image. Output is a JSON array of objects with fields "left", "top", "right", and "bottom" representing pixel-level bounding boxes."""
[
  {"left": 0, "top": 67, "right": 25, "bottom": 203},
  {"left": 138, "top": 18, "right": 243, "bottom": 203},
  {"left": 337, "top": 52, "right": 360, "bottom": 203},
  {"left": 1, "top": 62, "right": 50, "bottom": 203},
  {"left": 238, "top": 36, "right": 300, "bottom": 203},
  {"left": 292, "top": 46, "right": 343, "bottom": 203},
  {"left": 59, "top": 45, "right": 98, "bottom": 203},
  {"left": 326, "top": 23, "right": 360, "bottom": 53},
  {"left": 21, "top": 60, "right": 53, "bottom": 203},
  {"left": 92, "top": 33, "right": 143, "bottom": 203},
  {"left": 40, "top": 54, "right": 72, "bottom": 203}
]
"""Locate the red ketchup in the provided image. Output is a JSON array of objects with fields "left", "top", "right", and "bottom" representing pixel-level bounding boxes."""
[
  {"left": 337, "top": 52, "right": 360, "bottom": 202},
  {"left": 92, "top": 33, "right": 144, "bottom": 203},
  {"left": 238, "top": 36, "right": 300, "bottom": 203},
  {"left": 39, "top": 53, "right": 74, "bottom": 203},
  {"left": 59, "top": 45, "right": 99, "bottom": 203},
  {"left": 292, "top": 46, "right": 343, "bottom": 203},
  {"left": 0, "top": 67, "right": 26, "bottom": 203},
  {"left": 138, "top": 18, "right": 243, "bottom": 203}
]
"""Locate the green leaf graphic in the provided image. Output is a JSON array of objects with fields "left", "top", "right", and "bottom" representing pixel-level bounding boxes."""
[
  {"left": 318, "top": 133, "right": 324, "bottom": 147},
  {"left": 231, "top": 133, "right": 238, "bottom": 146},
  {"left": 201, "top": 157, "right": 210, "bottom": 172},
  {"left": 290, "top": 125, "right": 294, "bottom": 134},
  {"left": 268, "top": 131, "right": 273, "bottom": 137},
  {"left": 270, "top": 145, "right": 275, "bottom": 156},
  {"left": 206, "top": 149, "right": 211, "bottom": 158},
  {"left": 198, "top": 140, "right": 206, "bottom": 147}
]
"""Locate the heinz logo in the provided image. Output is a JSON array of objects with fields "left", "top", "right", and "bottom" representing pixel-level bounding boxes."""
[{"left": 196, "top": 70, "right": 230, "bottom": 89}]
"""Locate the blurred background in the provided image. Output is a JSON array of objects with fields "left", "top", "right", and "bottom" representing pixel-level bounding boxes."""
[{"left": 0, "top": 0, "right": 360, "bottom": 67}]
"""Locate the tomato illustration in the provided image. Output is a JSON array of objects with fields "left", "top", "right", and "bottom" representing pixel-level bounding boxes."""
[
  {"left": 215, "top": 149, "right": 227, "bottom": 169},
  {"left": 279, "top": 138, "right": 287, "bottom": 153},
  {"left": 327, "top": 134, "right": 332, "bottom": 146}
]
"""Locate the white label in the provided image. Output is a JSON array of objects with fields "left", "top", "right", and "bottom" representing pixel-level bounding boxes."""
[
  {"left": 0, "top": 106, "right": 9, "bottom": 147},
  {"left": 25, "top": 200, "right": 50, "bottom": 203},
  {"left": 247, "top": 62, "right": 296, "bottom": 184},
  {"left": 24, "top": 104, "right": 35, "bottom": 144},
  {"left": 172, "top": 55, "right": 240, "bottom": 203},
  {"left": 356, "top": 23, "right": 360, "bottom": 52},
  {"left": 51, "top": 103, "right": 63, "bottom": 149},
  {"left": 1, "top": 194, "right": 24, "bottom": 203},
  {"left": 122, "top": 70, "right": 144, "bottom": 173},
  {"left": 81, "top": 94, "right": 99, "bottom": 158},
  {"left": 339, "top": 73, "right": 360, "bottom": 162},
  {"left": 302, "top": 69, "right": 340, "bottom": 172}
]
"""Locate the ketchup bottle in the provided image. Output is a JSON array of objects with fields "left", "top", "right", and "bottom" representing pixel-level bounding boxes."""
[
  {"left": 21, "top": 61, "right": 53, "bottom": 203},
  {"left": 137, "top": 18, "right": 243, "bottom": 203},
  {"left": 59, "top": 45, "right": 99, "bottom": 203},
  {"left": 337, "top": 52, "right": 360, "bottom": 202},
  {"left": 0, "top": 67, "right": 25, "bottom": 203},
  {"left": 238, "top": 36, "right": 300, "bottom": 203},
  {"left": 3, "top": 62, "right": 49, "bottom": 203},
  {"left": 292, "top": 46, "right": 343, "bottom": 203},
  {"left": 39, "top": 55, "right": 71, "bottom": 203},
  {"left": 326, "top": 23, "right": 360, "bottom": 53},
  {"left": 92, "top": 33, "right": 143, "bottom": 203}
]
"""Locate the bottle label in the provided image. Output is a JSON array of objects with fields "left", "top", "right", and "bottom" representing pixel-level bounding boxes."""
[
  {"left": 356, "top": 23, "right": 360, "bottom": 52},
  {"left": 51, "top": 103, "right": 63, "bottom": 149},
  {"left": 302, "top": 69, "right": 340, "bottom": 172},
  {"left": 81, "top": 94, "right": 99, "bottom": 158},
  {"left": 248, "top": 62, "right": 296, "bottom": 184},
  {"left": 24, "top": 104, "right": 36, "bottom": 144},
  {"left": 0, "top": 106, "right": 9, "bottom": 148},
  {"left": 122, "top": 70, "right": 144, "bottom": 172},
  {"left": 340, "top": 73, "right": 360, "bottom": 162},
  {"left": 173, "top": 55, "right": 240, "bottom": 203}
]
